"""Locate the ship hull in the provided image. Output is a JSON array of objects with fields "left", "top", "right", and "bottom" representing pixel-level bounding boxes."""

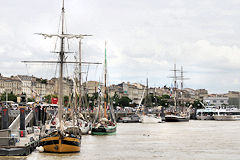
[
  {"left": 196, "top": 115, "right": 214, "bottom": 120},
  {"left": 92, "top": 125, "right": 116, "bottom": 135},
  {"left": 165, "top": 115, "right": 189, "bottom": 122},
  {"left": 140, "top": 115, "right": 162, "bottom": 123},
  {"left": 79, "top": 120, "right": 92, "bottom": 135},
  {"left": 40, "top": 135, "right": 81, "bottom": 153},
  {"left": 213, "top": 115, "right": 240, "bottom": 121}
]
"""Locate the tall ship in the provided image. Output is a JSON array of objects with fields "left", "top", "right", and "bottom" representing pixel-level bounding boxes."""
[
  {"left": 25, "top": 0, "right": 92, "bottom": 153},
  {"left": 91, "top": 42, "right": 117, "bottom": 135},
  {"left": 75, "top": 39, "right": 93, "bottom": 135},
  {"left": 165, "top": 64, "right": 190, "bottom": 122}
]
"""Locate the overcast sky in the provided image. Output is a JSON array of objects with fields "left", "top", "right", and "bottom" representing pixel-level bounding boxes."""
[{"left": 0, "top": 0, "right": 240, "bottom": 93}]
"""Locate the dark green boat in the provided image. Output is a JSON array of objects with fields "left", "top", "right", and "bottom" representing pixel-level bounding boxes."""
[
  {"left": 92, "top": 120, "right": 117, "bottom": 135},
  {"left": 91, "top": 42, "right": 117, "bottom": 135}
]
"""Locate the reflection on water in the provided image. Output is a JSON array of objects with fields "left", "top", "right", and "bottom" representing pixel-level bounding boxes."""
[{"left": 1, "top": 121, "right": 240, "bottom": 160}]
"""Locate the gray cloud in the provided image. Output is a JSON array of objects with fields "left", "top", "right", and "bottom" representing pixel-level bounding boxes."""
[{"left": 0, "top": 0, "right": 240, "bottom": 93}]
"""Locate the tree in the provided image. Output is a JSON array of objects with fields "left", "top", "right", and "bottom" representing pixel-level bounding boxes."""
[
  {"left": 64, "top": 96, "right": 69, "bottom": 106},
  {"left": 193, "top": 100, "right": 203, "bottom": 109},
  {"left": 1, "top": 92, "right": 17, "bottom": 102},
  {"left": 44, "top": 95, "right": 51, "bottom": 103},
  {"left": 158, "top": 94, "right": 171, "bottom": 108},
  {"left": 142, "top": 94, "right": 154, "bottom": 108},
  {"left": 27, "top": 98, "right": 35, "bottom": 102},
  {"left": 111, "top": 92, "right": 120, "bottom": 108},
  {"left": 90, "top": 93, "right": 98, "bottom": 103},
  {"left": 119, "top": 96, "right": 132, "bottom": 107},
  {"left": 41, "top": 79, "right": 47, "bottom": 84},
  {"left": 44, "top": 94, "right": 58, "bottom": 103}
]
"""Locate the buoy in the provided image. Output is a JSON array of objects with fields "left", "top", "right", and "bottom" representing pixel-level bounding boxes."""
[{"left": 36, "top": 146, "right": 44, "bottom": 152}]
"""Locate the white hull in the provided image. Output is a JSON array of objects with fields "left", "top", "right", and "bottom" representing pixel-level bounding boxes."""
[
  {"left": 78, "top": 119, "right": 92, "bottom": 134},
  {"left": 140, "top": 115, "right": 162, "bottom": 123},
  {"left": 196, "top": 115, "right": 214, "bottom": 120},
  {"left": 80, "top": 125, "right": 91, "bottom": 134},
  {"left": 213, "top": 115, "right": 240, "bottom": 121}
]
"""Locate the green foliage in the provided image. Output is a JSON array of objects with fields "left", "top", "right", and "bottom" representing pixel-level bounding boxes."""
[
  {"left": 64, "top": 96, "right": 69, "bottom": 106},
  {"left": 142, "top": 94, "right": 153, "bottom": 108},
  {"left": 41, "top": 79, "right": 47, "bottom": 84},
  {"left": 0, "top": 92, "right": 17, "bottom": 102},
  {"left": 44, "top": 95, "right": 51, "bottom": 103},
  {"left": 111, "top": 92, "right": 120, "bottom": 108},
  {"left": 162, "top": 94, "right": 170, "bottom": 99},
  {"left": 193, "top": 100, "right": 203, "bottom": 109},
  {"left": 27, "top": 98, "right": 35, "bottom": 102},
  {"left": 44, "top": 94, "right": 58, "bottom": 103},
  {"left": 158, "top": 94, "right": 171, "bottom": 108},
  {"left": 142, "top": 94, "right": 171, "bottom": 108},
  {"left": 119, "top": 96, "right": 132, "bottom": 107},
  {"left": 90, "top": 92, "right": 98, "bottom": 102}
]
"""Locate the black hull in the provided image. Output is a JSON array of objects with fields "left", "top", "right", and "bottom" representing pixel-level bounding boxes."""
[
  {"left": 0, "top": 146, "right": 32, "bottom": 156},
  {"left": 165, "top": 116, "right": 189, "bottom": 122},
  {"left": 118, "top": 120, "right": 140, "bottom": 123},
  {"left": 123, "top": 120, "right": 140, "bottom": 123}
]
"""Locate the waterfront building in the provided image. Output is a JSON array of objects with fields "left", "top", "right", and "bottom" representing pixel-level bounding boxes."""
[
  {"left": 203, "top": 96, "right": 229, "bottom": 107},
  {"left": 45, "top": 79, "right": 55, "bottom": 96},
  {"left": 82, "top": 81, "right": 100, "bottom": 97},
  {"left": 227, "top": 91, "right": 240, "bottom": 108},
  {"left": 0, "top": 74, "right": 22, "bottom": 95},
  {"left": 16, "top": 75, "right": 34, "bottom": 98},
  {"left": 53, "top": 77, "right": 73, "bottom": 97},
  {"left": 32, "top": 78, "right": 47, "bottom": 100},
  {"left": 195, "top": 89, "right": 208, "bottom": 100}
]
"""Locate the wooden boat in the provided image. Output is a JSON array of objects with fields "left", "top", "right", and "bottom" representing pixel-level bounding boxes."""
[
  {"left": 40, "top": 129, "right": 81, "bottom": 153},
  {"left": 165, "top": 64, "right": 190, "bottom": 122},
  {"left": 92, "top": 118, "right": 116, "bottom": 135},
  {"left": 92, "top": 42, "right": 117, "bottom": 135},
  {"left": 34, "top": 0, "right": 89, "bottom": 153},
  {"left": 165, "top": 113, "right": 189, "bottom": 122},
  {"left": 138, "top": 78, "right": 162, "bottom": 123}
]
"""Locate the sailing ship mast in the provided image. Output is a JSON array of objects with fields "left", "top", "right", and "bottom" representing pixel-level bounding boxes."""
[
  {"left": 79, "top": 39, "right": 82, "bottom": 113},
  {"left": 91, "top": 42, "right": 117, "bottom": 134},
  {"left": 170, "top": 64, "right": 188, "bottom": 110},
  {"left": 143, "top": 77, "right": 149, "bottom": 115},
  {"left": 173, "top": 64, "right": 177, "bottom": 110},
  {"left": 180, "top": 66, "right": 189, "bottom": 109},
  {"left": 22, "top": 0, "right": 96, "bottom": 131},
  {"left": 104, "top": 41, "right": 107, "bottom": 118},
  {"left": 58, "top": 0, "right": 66, "bottom": 132},
  {"left": 168, "top": 64, "right": 179, "bottom": 111}
]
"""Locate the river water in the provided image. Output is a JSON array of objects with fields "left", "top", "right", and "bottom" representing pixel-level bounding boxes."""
[{"left": 2, "top": 120, "right": 240, "bottom": 160}]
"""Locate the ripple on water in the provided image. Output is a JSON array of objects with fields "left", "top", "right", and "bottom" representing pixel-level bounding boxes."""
[{"left": 3, "top": 121, "right": 240, "bottom": 160}]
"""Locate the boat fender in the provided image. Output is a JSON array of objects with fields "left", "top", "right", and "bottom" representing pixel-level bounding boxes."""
[{"left": 36, "top": 146, "right": 44, "bottom": 152}]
